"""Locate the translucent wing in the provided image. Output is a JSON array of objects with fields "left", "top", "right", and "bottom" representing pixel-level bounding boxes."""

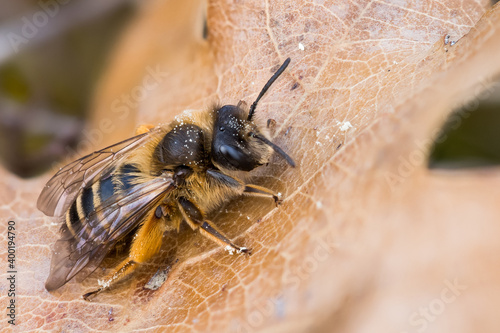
[
  {"left": 45, "top": 173, "right": 174, "bottom": 291},
  {"left": 37, "top": 126, "right": 164, "bottom": 217}
]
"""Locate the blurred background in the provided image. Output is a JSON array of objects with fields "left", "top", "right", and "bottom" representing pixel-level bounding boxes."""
[
  {"left": 0, "top": 0, "right": 137, "bottom": 177},
  {"left": 0, "top": 0, "right": 499, "bottom": 178}
]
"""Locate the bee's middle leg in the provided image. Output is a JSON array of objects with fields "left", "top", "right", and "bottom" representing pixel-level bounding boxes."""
[
  {"left": 177, "top": 197, "right": 250, "bottom": 254},
  {"left": 82, "top": 206, "right": 165, "bottom": 301}
]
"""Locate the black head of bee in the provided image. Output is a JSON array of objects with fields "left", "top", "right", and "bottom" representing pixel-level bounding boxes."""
[{"left": 211, "top": 58, "right": 295, "bottom": 172}]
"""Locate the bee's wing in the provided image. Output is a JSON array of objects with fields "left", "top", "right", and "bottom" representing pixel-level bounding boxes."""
[
  {"left": 37, "top": 127, "right": 163, "bottom": 217},
  {"left": 45, "top": 174, "right": 175, "bottom": 291}
]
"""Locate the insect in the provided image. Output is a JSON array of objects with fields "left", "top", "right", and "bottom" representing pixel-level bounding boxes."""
[{"left": 38, "top": 58, "right": 295, "bottom": 300}]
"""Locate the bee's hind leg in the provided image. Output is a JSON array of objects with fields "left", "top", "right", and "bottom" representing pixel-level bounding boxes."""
[
  {"left": 177, "top": 197, "right": 251, "bottom": 255},
  {"left": 82, "top": 206, "right": 165, "bottom": 301}
]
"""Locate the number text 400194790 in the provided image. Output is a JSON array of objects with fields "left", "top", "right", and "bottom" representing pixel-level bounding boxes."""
[{"left": 6, "top": 220, "right": 16, "bottom": 325}]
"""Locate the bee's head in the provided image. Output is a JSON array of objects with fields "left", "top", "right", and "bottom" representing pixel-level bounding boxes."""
[
  {"left": 211, "top": 104, "right": 271, "bottom": 171},
  {"left": 211, "top": 58, "right": 295, "bottom": 172}
]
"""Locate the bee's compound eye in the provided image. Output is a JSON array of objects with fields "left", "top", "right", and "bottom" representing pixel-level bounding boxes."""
[
  {"left": 219, "top": 145, "right": 243, "bottom": 163},
  {"left": 219, "top": 144, "right": 258, "bottom": 171}
]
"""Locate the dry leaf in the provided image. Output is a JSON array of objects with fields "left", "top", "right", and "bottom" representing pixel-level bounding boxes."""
[{"left": 2, "top": 0, "right": 500, "bottom": 332}]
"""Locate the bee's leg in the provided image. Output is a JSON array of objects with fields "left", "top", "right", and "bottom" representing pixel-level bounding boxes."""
[
  {"left": 243, "top": 184, "right": 282, "bottom": 206},
  {"left": 135, "top": 124, "right": 155, "bottom": 135},
  {"left": 206, "top": 169, "right": 282, "bottom": 206},
  {"left": 177, "top": 197, "right": 251, "bottom": 254},
  {"left": 82, "top": 206, "right": 165, "bottom": 301},
  {"left": 173, "top": 165, "right": 193, "bottom": 186}
]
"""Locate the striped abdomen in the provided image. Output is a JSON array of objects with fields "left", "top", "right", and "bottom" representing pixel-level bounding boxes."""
[{"left": 64, "top": 164, "right": 141, "bottom": 239}]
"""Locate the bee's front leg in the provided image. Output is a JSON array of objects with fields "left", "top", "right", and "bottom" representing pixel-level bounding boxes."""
[
  {"left": 242, "top": 184, "right": 283, "bottom": 206},
  {"left": 206, "top": 169, "right": 282, "bottom": 206},
  {"left": 177, "top": 197, "right": 251, "bottom": 255}
]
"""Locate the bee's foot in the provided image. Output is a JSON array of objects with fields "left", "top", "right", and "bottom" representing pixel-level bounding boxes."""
[
  {"left": 238, "top": 246, "right": 252, "bottom": 256},
  {"left": 273, "top": 196, "right": 283, "bottom": 207},
  {"left": 82, "top": 288, "right": 102, "bottom": 301}
]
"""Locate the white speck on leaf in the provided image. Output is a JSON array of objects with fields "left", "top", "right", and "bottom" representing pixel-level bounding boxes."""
[
  {"left": 339, "top": 121, "right": 353, "bottom": 131},
  {"left": 225, "top": 245, "right": 235, "bottom": 255},
  {"left": 444, "top": 34, "right": 450, "bottom": 45}
]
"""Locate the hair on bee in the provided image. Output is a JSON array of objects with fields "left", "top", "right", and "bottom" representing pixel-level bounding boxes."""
[{"left": 38, "top": 57, "right": 295, "bottom": 300}]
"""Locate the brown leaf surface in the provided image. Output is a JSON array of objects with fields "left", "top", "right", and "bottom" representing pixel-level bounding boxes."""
[{"left": 2, "top": 0, "right": 500, "bottom": 332}]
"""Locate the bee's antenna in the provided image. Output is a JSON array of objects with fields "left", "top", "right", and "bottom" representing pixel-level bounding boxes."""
[
  {"left": 253, "top": 133, "right": 296, "bottom": 167},
  {"left": 247, "top": 58, "right": 291, "bottom": 121}
]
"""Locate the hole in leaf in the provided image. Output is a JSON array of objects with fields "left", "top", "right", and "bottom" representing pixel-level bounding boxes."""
[
  {"left": 429, "top": 79, "right": 500, "bottom": 169},
  {"left": 202, "top": 16, "right": 208, "bottom": 40}
]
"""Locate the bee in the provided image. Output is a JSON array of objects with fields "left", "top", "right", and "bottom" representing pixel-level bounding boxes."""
[{"left": 38, "top": 58, "right": 295, "bottom": 300}]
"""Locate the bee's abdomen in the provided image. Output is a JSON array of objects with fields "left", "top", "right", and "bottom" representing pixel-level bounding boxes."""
[
  {"left": 79, "top": 186, "right": 94, "bottom": 217},
  {"left": 65, "top": 164, "right": 140, "bottom": 238}
]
